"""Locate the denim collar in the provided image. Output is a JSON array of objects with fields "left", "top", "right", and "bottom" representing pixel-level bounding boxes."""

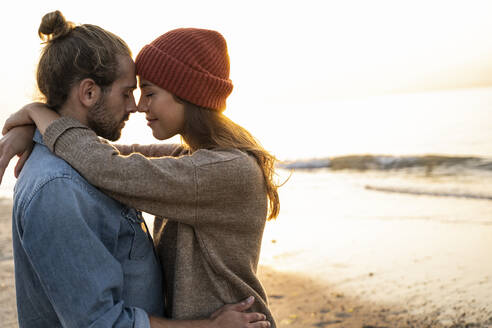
[{"left": 33, "top": 129, "right": 44, "bottom": 145}]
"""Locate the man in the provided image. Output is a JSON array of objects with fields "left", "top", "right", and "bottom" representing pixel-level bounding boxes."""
[{"left": 1, "top": 11, "right": 269, "bottom": 328}]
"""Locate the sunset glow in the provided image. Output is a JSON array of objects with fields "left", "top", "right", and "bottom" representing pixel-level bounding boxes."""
[{"left": 2, "top": 0, "right": 492, "bottom": 158}]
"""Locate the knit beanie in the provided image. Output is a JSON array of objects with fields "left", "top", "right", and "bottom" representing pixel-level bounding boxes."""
[{"left": 135, "top": 28, "right": 233, "bottom": 111}]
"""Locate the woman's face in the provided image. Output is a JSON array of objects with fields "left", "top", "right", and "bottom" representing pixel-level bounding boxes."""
[{"left": 137, "top": 79, "right": 185, "bottom": 140}]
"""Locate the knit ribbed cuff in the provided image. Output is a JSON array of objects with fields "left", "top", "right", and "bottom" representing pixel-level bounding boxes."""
[{"left": 43, "top": 116, "right": 91, "bottom": 153}]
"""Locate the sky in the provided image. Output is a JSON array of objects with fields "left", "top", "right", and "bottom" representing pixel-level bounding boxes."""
[{"left": 1, "top": 0, "right": 492, "bottom": 158}]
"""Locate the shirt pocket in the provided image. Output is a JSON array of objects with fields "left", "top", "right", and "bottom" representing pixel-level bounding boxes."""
[{"left": 121, "top": 207, "right": 152, "bottom": 260}]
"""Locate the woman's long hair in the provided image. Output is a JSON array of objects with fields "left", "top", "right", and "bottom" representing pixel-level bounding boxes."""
[{"left": 180, "top": 100, "right": 280, "bottom": 220}]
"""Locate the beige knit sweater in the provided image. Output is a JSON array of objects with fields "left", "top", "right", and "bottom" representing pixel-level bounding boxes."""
[{"left": 43, "top": 117, "right": 276, "bottom": 326}]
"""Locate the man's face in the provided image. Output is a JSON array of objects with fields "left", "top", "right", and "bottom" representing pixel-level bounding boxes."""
[{"left": 87, "top": 56, "right": 137, "bottom": 141}]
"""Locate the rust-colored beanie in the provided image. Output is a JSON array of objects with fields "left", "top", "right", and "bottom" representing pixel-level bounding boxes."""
[{"left": 135, "top": 28, "right": 233, "bottom": 111}]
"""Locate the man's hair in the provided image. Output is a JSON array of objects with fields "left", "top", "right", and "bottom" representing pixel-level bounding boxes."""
[{"left": 36, "top": 10, "right": 132, "bottom": 111}]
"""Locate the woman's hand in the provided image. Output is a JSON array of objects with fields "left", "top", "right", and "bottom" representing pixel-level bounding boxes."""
[
  {"left": 2, "top": 104, "right": 38, "bottom": 135},
  {"left": 148, "top": 296, "right": 270, "bottom": 328},
  {"left": 2, "top": 102, "right": 59, "bottom": 136},
  {"left": 0, "top": 126, "right": 35, "bottom": 184},
  {"left": 208, "top": 296, "right": 270, "bottom": 328}
]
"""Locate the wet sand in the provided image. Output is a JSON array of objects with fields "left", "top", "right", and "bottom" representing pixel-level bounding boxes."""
[
  {"left": 260, "top": 265, "right": 447, "bottom": 328},
  {"left": 1, "top": 197, "right": 492, "bottom": 327},
  {"left": 0, "top": 199, "right": 17, "bottom": 328},
  {"left": 259, "top": 216, "right": 492, "bottom": 327}
]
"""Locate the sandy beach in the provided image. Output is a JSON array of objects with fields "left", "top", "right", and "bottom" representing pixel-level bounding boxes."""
[
  {"left": 0, "top": 198, "right": 17, "bottom": 328},
  {"left": 1, "top": 192, "right": 492, "bottom": 328}
]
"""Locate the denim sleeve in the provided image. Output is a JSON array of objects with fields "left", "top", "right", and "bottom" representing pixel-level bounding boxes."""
[{"left": 19, "top": 177, "right": 150, "bottom": 328}]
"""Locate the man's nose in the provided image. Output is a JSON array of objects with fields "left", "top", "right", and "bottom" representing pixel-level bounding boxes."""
[
  {"left": 127, "top": 95, "right": 138, "bottom": 113},
  {"left": 127, "top": 103, "right": 138, "bottom": 114}
]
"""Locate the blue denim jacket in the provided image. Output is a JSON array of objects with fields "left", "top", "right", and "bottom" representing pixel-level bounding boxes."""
[{"left": 12, "top": 131, "right": 164, "bottom": 328}]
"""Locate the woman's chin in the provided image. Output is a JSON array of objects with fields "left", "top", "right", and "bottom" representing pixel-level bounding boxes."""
[
  {"left": 150, "top": 129, "right": 159, "bottom": 139},
  {"left": 150, "top": 129, "right": 166, "bottom": 141}
]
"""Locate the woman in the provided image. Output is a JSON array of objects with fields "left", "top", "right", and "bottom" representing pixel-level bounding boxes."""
[{"left": 3, "top": 19, "right": 280, "bottom": 327}]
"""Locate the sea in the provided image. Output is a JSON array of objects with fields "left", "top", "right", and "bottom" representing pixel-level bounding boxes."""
[
  {"left": 257, "top": 87, "right": 492, "bottom": 323},
  {"left": 1, "top": 86, "right": 492, "bottom": 323}
]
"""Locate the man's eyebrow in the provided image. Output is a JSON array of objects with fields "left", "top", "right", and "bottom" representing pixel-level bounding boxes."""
[
  {"left": 139, "top": 82, "right": 152, "bottom": 88},
  {"left": 124, "top": 85, "right": 137, "bottom": 90}
]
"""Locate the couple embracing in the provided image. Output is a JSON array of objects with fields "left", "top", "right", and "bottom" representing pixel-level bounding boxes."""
[{"left": 1, "top": 10, "right": 279, "bottom": 328}]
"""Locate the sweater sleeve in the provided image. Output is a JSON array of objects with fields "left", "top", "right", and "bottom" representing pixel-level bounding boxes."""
[
  {"left": 43, "top": 117, "right": 197, "bottom": 226},
  {"left": 113, "top": 143, "right": 186, "bottom": 157}
]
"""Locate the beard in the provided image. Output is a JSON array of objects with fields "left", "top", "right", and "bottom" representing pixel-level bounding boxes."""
[{"left": 87, "top": 95, "right": 128, "bottom": 141}]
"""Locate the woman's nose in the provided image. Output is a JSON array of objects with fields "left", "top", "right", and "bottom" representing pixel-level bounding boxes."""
[{"left": 137, "top": 98, "right": 147, "bottom": 112}]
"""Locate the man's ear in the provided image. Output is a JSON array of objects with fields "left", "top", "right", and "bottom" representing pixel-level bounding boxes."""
[{"left": 78, "top": 78, "right": 102, "bottom": 107}]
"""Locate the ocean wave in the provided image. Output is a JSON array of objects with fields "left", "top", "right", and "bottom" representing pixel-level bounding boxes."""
[
  {"left": 365, "top": 185, "right": 492, "bottom": 201},
  {"left": 279, "top": 155, "right": 492, "bottom": 172}
]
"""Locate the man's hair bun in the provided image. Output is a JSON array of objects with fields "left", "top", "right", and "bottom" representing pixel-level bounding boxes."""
[{"left": 38, "top": 10, "right": 74, "bottom": 42}]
